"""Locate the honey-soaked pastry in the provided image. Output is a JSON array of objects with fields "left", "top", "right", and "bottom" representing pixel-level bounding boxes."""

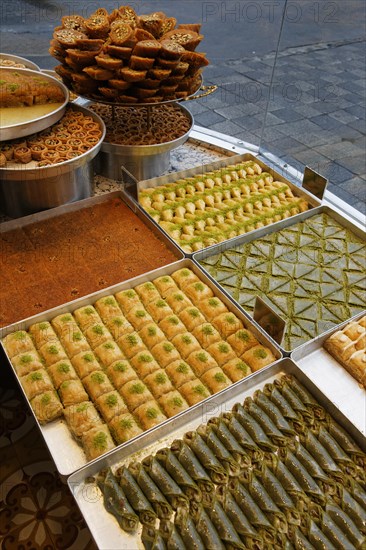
[
  {"left": 324, "top": 320, "right": 366, "bottom": 385},
  {"left": 159, "top": 17, "right": 177, "bottom": 37},
  {"left": 134, "top": 28, "right": 155, "bottom": 41},
  {"left": 343, "top": 321, "right": 366, "bottom": 345},
  {"left": 53, "top": 28, "right": 87, "bottom": 48},
  {"left": 185, "top": 281, "right": 214, "bottom": 303},
  {"left": 116, "top": 288, "right": 143, "bottom": 312},
  {"left": 153, "top": 275, "right": 178, "bottom": 296},
  {"left": 71, "top": 71, "right": 99, "bottom": 93},
  {"left": 171, "top": 332, "right": 201, "bottom": 359},
  {"left": 106, "top": 359, "right": 138, "bottom": 389},
  {"left": 71, "top": 350, "right": 103, "bottom": 379},
  {"left": 76, "top": 37, "right": 105, "bottom": 51},
  {"left": 117, "top": 6, "right": 139, "bottom": 28},
  {"left": 81, "top": 424, "right": 115, "bottom": 461},
  {"left": 198, "top": 297, "right": 229, "bottom": 322},
  {"left": 117, "top": 332, "right": 147, "bottom": 360},
  {"left": 179, "top": 307, "right": 206, "bottom": 332},
  {"left": 13, "top": 146, "right": 32, "bottom": 164},
  {"left": 135, "top": 282, "right": 161, "bottom": 305},
  {"left": 200, "top": 367, "right": 231, "bottom": 393},
  {"left": 84, "top": 323, "right": 113, "bottom": 349},
  {"left": 58, "top": 379, "right": 89, "bottom": 407},
  {"left": 172, "top": 268, "right": 200, "bottom": 289},
  {"left": 134, "top": 400, "right": 167, "bottom": 430},
  {"left": 104, "top": 44, "right": 133, "bottom": 59},
  {"left": 20, "top": 369, "right": 54, "bottom": 400},
  {"left": 150, "top": 340, "right": 181, "bottom": 368},
  {"left": 11, "top": 350, "right": 44, "bottom": 378},
  {"left": 146, "top": 299, "right": 174, "bottom": 322},
  {"left": 144, "top": 369, "right": 174, "bottom": 399},
  {"left": 105, "top": 315, "right": 134, "bottom": 340},
  {"left": 48, "top": 360, "right": 78, "bottom": 389},
  {"left": 31, "top": 391, "right": 63, "bottom": 424},
  {"left": 179, "top": 379, "right": 211, "bottom": 406},
  {"left": 158, "top": 315, "right": 187, "bottom": 340},
  {"left": 324, "top": 331, "right": 356, "bottom": 363},
  {"left": 347, "top": 350, "right": 366, "bottom": 384},
  {"left": 241, "top": 345, "right": 275, "bottom": 372},
  {"left": 206, "top": 341, "right": 237, "bottom": 366},
  {"left": 83, "top": 65, "right": 114, "bottom": 80},
  {"left": 227, "top": 329, "right": 259, "bottom": 356},
  {"left": 181, "top": 51, "right": 209, "bottom": 70},
  {"left": 133, "top": 40, "right": 162, "bottom": 58},
  {"left": 96, "top": 390, "right": 128, "bottom": 423},
  {"left": 222, "top": 358, "right": 252, "bottom": 382},
  {"left": 129, "top": 55, "right": 155, "bottom": 70},
  {"left": 39, "top": 340, "right": 68, "bottom": 367},
  {"left": 159, "top": 40, "right": 185, "bottom": 60},
  {"left": 212, "top": 312, "right": 244, "bottom": 338},
  {"left": 3, "top": 331, "right": 35, "bottom": 359},
  {"left": 51, "top": 312, "right": 76, "bottom": 336},
  {"left": 139, "top": 323, "right": 166, "bottom": 349},
  {"left": 59, "top": 327, "right": 90, "bottom": 359},
  {"left": 139, "top": 13, "right": 165, "bottom": 38},
  {"left": 130, "top": 351, "right": 160, "bottom": 379},
  {"left": 158, "top": 390, "right": 189, "bottom": 418},
  {"left": 94, "top": 340, "right": 125, "bottom": 368},
  {"left": 192, "top": 323, "right": 222, "bottom": 348},
  {"left": 147, "top": 67, "right": 171, "bottom": 80},
  {"left": 109, "top": 413, "right": 143, "bottom": 444},
  {"left": 64, "top": 401, "right": 102, "bottom": 439},
  {"left": 162, "top": 29, "right": 202, "bottom": 51},
  {"left": 65, "top": 48, "right": 99, "bottom": 66},
  {"left": 28, "top": 321, "right": 58, "bottom": 348},
  {"left": 118, "top": 66, "right": 147, "bottom": 82},
  {"left": 165, "top": 290, "right": 193, "bottom": 314},
  {"left": 165, "top": 360, "right": 196, "bottom": 388},
  {"left": 125, "top": 304, "right": 154, "bottom": 330},
  {"left": 120, "top": 379, "right": 154, "bottom": 411},
  {"left": 84, "top": 9, "right": 110, "bottom": 38},
  {"left": 62, "top": 15, "right": 86, "bottom": 32},
  {"left": 83, "top": 370, "right": 114, "bottom": 401},
  {"left": 95, "top": 52, "right": 123, "bottom": 70},
  {"left": 186, "top": 349, "right": 218, "bottom": 377}
]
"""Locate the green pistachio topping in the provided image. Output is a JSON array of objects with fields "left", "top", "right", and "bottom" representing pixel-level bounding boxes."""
[
  {"left": 202, "top": 325, "right": 214, "bottom": 335},
  {"left": 135, "top": 310, "right": 146, "bottom": 318},
  {"left": 254, "top": 348, "right": 267, "bottom": 359},
  {"left": 168, "top": 316, "right": 179, "bottom": 325},
  {"left": 236, "top": 361, "right": 250, "bottom": 372},
  {"left": 41, "top": 393, "right": 51, "bottom": 405},
  {"left": 30, "top": 371, "right": 43, "bottom": 382},
  {"left": 91, "top": 372, "right": 105, "bottom": 383},
  {"left": 180, "top": 269, "right": 190, "bottom": 277},
  {"left": 171, "top": 396, "right": 183, "bottom": 407},
  {"left": 57, "top": 362, "right": 70, "bottom": 373},
  {"left": 83, "top": 307, "right": 95, "bottom": 315},
  {"left": 83, "top": 353, "right": 94, "bottom": 363},
  {"left": 124, "top": 290, "right": 136, "bottom": 298},
  {"left": 193, "top": 384, "right": 207, "bottom": 395},
  {"left": 20, "top": 354, "right": 33, "bottom": 364},
  {"left": 218, "top": 343, "right": 229, "bottom": 353},
  {"left": 156, "top": 300, "right": 167, "bottom": 308},
  {"left": 148, "top": 326, "right": 157, "bottom": 336},
  {"left": 144, "top": 282, "right": 155, "bottom": 290},
  {"left": 113, "top": 362, "right": 127, "bottom": 372},
  {"left": 182, "top": 335, "right": 192, "bottom": 344},
  {"left": 155, "top": 372, "right": 167, "bottom": 384},
  {"left": 103, "top": 297, "right": 116, "bottom": 306},
  {"left": 48, "top": 345, "right": 59, "bottom": 355},
  {"left": 72, "top": 332, "right": 83, "bottom": 342},
  {"left": 38, "top": 322, "right": 50, "bottom": 330},
  {"left": 139, "top": 354, "right": 152, "bottom": 363},
  {"left": 161, "top": 276, "right": 170, "bottom": 283},
  {"left": 105, "top": 394, "right": 118, "bottom": 407},
  {"left": 214, "top": 372, "right": 227, "bottom": 383},
  {"left": 194, "top": 282, "right": 205, "bottom": 291},
  {"left": 130, "top": 382, "right": 145, "bottom": 394},
  {"left": 92, "top": 325, "right": 104, "bottom": 335},
  {"left": 60, "top": 314, "right": 72, "bottom": 323},
  {"left": 174, "top": 293, "right": 184, "bottom": 301},
  {"left": 14, "top": 331, "right": 27, "bottom": 341},
  {"left": 127, "top": 334, "right": 138, "bottom": 346},
  {"left": 163, "top": 343, "right": 174, "bottom": 352},
  {"left": 103, "top": 342, "right": 115, "bottom": 349},
  {"left": 237, "top": 330, "right": 250, "bottom": 341},
  {"left": 120, "top": 418, "right": 133, "bottom": 429},
  {"left": 76, "top": 403, "right": 89, "bottom": 413},
  {"left": 188, "top": 308, "right": 199, "bottom": 318},
  {"left": 93, "top": 432, "right": 108, "bottom": 450},
  {"left": 113, "top": 318, "right": 124, "bottom": 326},
  {"left": 197, "top": 352, "right": 207, "bottom": 362},
  {"left": 208, "top": 298, "right": 219, "bottom": 307},
  {"left": 146, "top": 408, "right": 158, "bottom": 419},
  {"left": 225, "top": 315, "right": 236, "bottom": 325},
  {"left": 177, "top": 363, "right": 189, "bottom": 373}
]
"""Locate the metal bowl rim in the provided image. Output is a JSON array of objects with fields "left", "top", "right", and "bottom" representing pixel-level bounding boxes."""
[{"left": 0, "top": 53, "right": 41, "bottom": 71}]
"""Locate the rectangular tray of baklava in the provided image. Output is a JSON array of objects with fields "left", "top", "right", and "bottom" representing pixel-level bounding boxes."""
[
  {"left": 68, "top": 357, "right": 366, "bottom": 550},
  {"left": 0, "top": 190, "right": 183, "bottom": 329},
  {"left": 194, "top": 205, "right": 366, "bottom": 354},
  {"left": 122, "top": 152, "right": 321, "bottom": 256},
  {"left": 292, "top": 311, "right": 366, "bottom": 436},
  {"left": 0, "top": 259, "right": 281, "bottom": 478}
]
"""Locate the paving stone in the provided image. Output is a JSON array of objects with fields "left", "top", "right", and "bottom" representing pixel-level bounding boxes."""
[
  {"left": 270, "top": 108, "right": 304, "bottom": 122},
  {"left": 309, "top": 114, "right": 343, "bottom": 130},
  {"left": 339, "top": 177, "right": 366, "bottom": 202},
  {"left": 318, "top": 163, "right": 356, "bottom": 184},
  {"left": 348, "top": 119, "right": 366, "bottom": 133},
  {"left": 327, "top": 183, "right": 360, "bottom": 207},
  {"left": 317, "top": 141, "right": 364, "bottom": 158},
  {"left": 345, "top": 105, "right": 366, "bottom": 118},
  {"left": 209, "top": 119, "right": 251, "bottom": 136},
  {"left": 329, "top": 110, "right": 360, "bottom": 124},
  {"left": 194, "top": 111, "right": 227, "bottom": 127},
  {"left": 214, "top": 105, "right": 256, "bottom": 120},
  {"left": 234, "top": 115, "right": 264, "bottom": 131},
  {"left": 337, "top": 155, "right": 366, "bottom": 175}
]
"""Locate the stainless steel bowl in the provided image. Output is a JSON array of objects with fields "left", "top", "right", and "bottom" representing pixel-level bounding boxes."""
[
  {"left": 0, "top": 53, "right": 41, "bottom": 71},
  {"left": 0, "top": 104, "right": 106, "bottom": 218},
  {"left": 0, "top": 68, "right": 69, "bottom": 141},
  {"left": 94, "top": 104, "right": 194, "bottom": 182}
]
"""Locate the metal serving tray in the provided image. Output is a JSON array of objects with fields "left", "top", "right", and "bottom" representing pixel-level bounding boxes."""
[
  {"left": 194, "top": 204, "right": 366, "bottom": 355},
  {"left": 68, "top": 357, "right": 365, "bottom": 550},
  {"left": 0, "top": 259, "right": 281, "bottom": 479},
  {"left": 122, "top": 152, "right": 322, "bottom": 257},
  {"left": 292, "top": 311, "right": 366, "bottom": 436}
]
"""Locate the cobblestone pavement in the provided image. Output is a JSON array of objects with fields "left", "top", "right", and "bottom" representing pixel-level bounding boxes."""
[{"left": 1, "top": 0, "right": 365, "bottom": 213}]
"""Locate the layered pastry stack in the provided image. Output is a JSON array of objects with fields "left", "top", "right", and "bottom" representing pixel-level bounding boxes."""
[
  {"left": 49, "top": 7, "right": 209, "bottom": 103},
  {"left": 3, "top": 268, "right": 275, "bottom": 461},
  {"left": 0, "top": 106, "right": 103, "bottom": 168},
  {"left": 324, "top": 316, "right": 366, "bottom": 386},
  {"left": 139, "top": 160, "right": 310, "bottom": 252}
]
